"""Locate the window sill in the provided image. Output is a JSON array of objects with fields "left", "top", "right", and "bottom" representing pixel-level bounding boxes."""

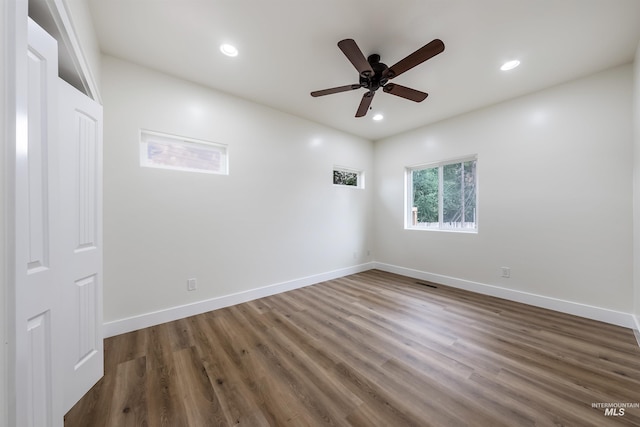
[{"left": 405, "top": 227, "right": 478, "bottom": 234}]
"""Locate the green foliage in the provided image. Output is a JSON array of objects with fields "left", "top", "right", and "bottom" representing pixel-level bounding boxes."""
[
  {"left": 412, "top": 168, "right": 439, "bottom": 222},
  {"left": 334, "top": 170, "right": 358, "bottom": 186}
]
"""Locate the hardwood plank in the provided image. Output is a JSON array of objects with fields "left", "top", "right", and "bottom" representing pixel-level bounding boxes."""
[
  {"left": 173, "top": 346, "right": 227, "bottom": 426},
  {"left": 144, "top": 325, "right": 190, "bottom": 427},
  {"left": 107, "top": 356, "right": 148, "bottom": 427},
  {"left": 66, "top": 270, "right": 640, "bottom": 426},
  {"left": 191, "top": 313, "right": 271, "bottom": 426}
]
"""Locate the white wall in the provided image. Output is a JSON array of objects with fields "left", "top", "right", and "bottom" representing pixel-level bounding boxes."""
[
  {"left": 374, "top": 65, "right": 634, "bottom": 316},
  {"left": 102, "top": 56, "right": 373, "bottom": 326}
]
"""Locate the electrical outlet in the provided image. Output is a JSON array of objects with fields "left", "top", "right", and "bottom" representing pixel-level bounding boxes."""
[
  {"left": 500, "top": 267, "right": 511, "bottom": 278},
  {"left": 187, "top": 278, "right": 197, "bottom": 291}
]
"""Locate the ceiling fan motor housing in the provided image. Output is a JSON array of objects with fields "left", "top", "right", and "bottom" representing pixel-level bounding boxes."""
[{"left": 360, "top": 54, "right": 388, "bottom": 91}]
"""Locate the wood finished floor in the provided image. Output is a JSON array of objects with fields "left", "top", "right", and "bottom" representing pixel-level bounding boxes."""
[{"left": 65, "top": 270, "right": 640, "bottom": 426}]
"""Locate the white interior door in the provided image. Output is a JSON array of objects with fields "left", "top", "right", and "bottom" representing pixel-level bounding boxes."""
[
  {"left": 58, "top": 79, "right": 104, "bottom": 413},
  {"left": 13, "top": 18, "right": 104, "bottom": 425},
  {"left": 15, "top": 18, "right": 63, "bottom": 426}
]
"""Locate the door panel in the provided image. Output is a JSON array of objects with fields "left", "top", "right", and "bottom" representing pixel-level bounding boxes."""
[
  {"left": 26, "top": 312, "right": 52, "bottom": 427},
  {"left": 26, "top": 48, "right": 50, "bottom": 272},
  {"left": 16, "top": 18, "right": 62, "bottom": 426},
  {"left": 58, "top": 79, "right": 104, "bottom": 412}
]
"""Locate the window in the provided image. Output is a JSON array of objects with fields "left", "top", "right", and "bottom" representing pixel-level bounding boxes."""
[
  {"left": 333, "top": 166, "right": 364, "bottom": 188},
  {"left": 407, "top": 157, "right": 477, "bottom": 231},
  {"left": 140, "top": 130, "right": 228, "bottom": 175}
]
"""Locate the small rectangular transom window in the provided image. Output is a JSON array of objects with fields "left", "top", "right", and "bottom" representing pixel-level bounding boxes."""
[
  {"left": 140, "top": 130, "right": 228, "bottom": 175},
  {"left": 333, "top": 166, "right": 364, "bottom": 188}
]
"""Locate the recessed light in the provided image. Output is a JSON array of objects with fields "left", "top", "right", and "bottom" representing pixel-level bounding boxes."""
[
  {"left": 220, "top": 43, "right": 238, "bottom": 57},
  {"left": 372, "top": 113, "right": 384, "bottom": 121},
  {"left": 500, "top": 60, "right": 520, "bottom": 71}
]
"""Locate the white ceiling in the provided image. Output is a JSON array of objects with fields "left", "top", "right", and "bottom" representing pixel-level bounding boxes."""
[{"left": 88, "top": 0, "right": 640, "bottom": 141}]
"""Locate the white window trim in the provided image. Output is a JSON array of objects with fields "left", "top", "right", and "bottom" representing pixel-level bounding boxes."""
[
  {"left": 405, "top": 155, "right": 478, "bottom": 233},
  {"left": 140, "top": 129, "right": 228, "bottom": 175},
  {"left": 333, "top": 166, "right": 365, "bottom": 189}
]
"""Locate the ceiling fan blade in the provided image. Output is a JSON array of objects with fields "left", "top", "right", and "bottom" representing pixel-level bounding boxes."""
[
  {"left": 338, "top": 39, "right": 374, "bottom": 78},
  {"left": 355, "top": 91, "right": 374, "bottom": 117},
  {"left": 311, "top": 84, "right": 361, "bottom": 97},
  {"left": 385, "top": 39, "right": 445, "bottom": 79},
  {"left": 383, "top": 83, "right": 428, "bottom": 102}
]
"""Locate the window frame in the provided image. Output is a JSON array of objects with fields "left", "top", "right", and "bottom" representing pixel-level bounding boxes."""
[
  {"left": 405, "top": 155, "right": 478, "bottom": 232},
  {"left": 333, "top": 166, "right": 364, "bottom": 189},
  {"left": 140, "top": 129, "right": 228, "bottom": 175}
]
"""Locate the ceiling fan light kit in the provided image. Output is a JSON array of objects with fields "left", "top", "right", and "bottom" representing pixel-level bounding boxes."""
[{"left": 311, "top": 38, "right": 445, "bottom": 118}]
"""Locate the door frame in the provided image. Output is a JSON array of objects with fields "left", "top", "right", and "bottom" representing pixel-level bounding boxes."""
[
  {"left": 3, "top": 1, "right": 28, "bottom": 426},
  {"left": 2, "top": 1, "right": 101, "bottom": 425}
]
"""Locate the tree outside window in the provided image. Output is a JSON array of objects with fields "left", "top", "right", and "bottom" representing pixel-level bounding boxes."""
[{"left": 333, "top": 167, "right": 363, "bottom": 188}]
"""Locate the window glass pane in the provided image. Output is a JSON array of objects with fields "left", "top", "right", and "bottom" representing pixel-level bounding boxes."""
[
  {"left": 146, "top": 140, "right": 222, "bottom": 172},
  {"left": 443, "top": 163, "right": 463, "bottom": 225},
  {"left": 412, "top": 167, "right": 439, "bottom": 227},
  {"left": 333, "top": 170, "right": 358, "bottom": 186},
  {"left": 140, "top": 130, "right": 228, "bottom": 175},
  {"left": 464, "top": 160, "right": 477, "bottom": 225},
  {"left": 333, "top": 167, "right": 363, "bottom": 188}
]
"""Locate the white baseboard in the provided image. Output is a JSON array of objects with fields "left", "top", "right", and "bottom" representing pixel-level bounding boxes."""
[
  {"left": 374, "top": 262, "right": 636, "bottom": 329},
  {"left": 103, "top": 262, "right": 375, "bottom": 338}
]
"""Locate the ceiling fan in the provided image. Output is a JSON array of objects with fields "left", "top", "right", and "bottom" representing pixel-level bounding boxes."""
[{"left": 311, "top": 38, "right": 445, "bottom": 117}]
